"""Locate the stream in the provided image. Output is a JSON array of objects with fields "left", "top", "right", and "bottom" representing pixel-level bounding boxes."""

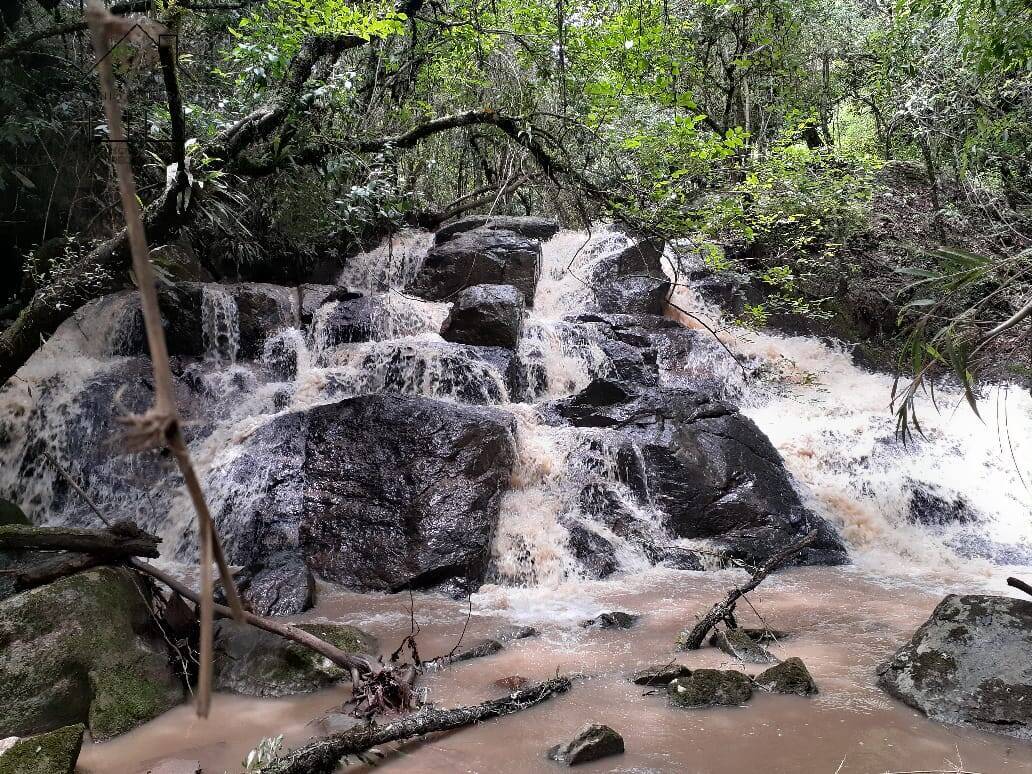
[{"left": 4, "top": 225, "right": 1032, "bottom": 772}]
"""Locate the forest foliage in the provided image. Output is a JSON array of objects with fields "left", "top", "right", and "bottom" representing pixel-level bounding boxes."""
[{"left": 0, "top": 0, "right": 1030, "bottom": 398}]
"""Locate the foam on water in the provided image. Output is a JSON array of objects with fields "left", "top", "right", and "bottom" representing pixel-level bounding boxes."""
[{"left": 1, "top": 225, "right": 1028, "bottom": 594}]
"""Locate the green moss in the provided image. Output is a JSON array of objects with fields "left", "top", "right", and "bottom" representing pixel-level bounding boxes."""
[
  {"left": 0, "top": 567, "right": 182, "bottom": 740},
  {"left": 298, "top": 623, "right": 377, "bottom": 655},
  {"left": 0, "top": 724, "right": 84, "bottom": 774}
]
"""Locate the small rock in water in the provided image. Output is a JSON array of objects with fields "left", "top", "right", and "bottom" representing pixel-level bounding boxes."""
[
  {"left": 710, "top": 627, "right": 779, "bottom": 664},
  {"left": 754, "top": 657, "right": 818, "bottom": 696},
  {"left": 449, "top": 639, "right": 504, "bottom": 663},
  {"left": 215, "top": 551, "right": 316, "bottom": 617},
  {"left": 547, "top": 723, "right": 625, "bottom": 766},
  {"left": 0, "top": 724, "right": 84, "bottom": 774},
  {"left": 493, "top": 675, "right": 529, "bottom": 691},
  {"left": 580, "top": 611, "right": 638, "bottom": 629},
  {"left": 499, "top": 625, "right": 538, "bottom": 641},
  {"left": 667, "top": 669, "right": 753, "bottom": 708},
  {"left": 630, "top": 664, "right": 692, "bottom": 686}
]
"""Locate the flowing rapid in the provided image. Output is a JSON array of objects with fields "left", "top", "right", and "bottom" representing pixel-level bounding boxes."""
[{"left": 2, "top": 224, "right": 1031, "bottom": 773}]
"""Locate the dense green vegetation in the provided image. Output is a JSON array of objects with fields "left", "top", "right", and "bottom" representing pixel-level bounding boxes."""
[{"left": 1, "top": 0, "right": 1029, "bottom": 401}]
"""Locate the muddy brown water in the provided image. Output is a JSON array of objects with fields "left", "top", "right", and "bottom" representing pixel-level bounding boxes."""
[{"left": 78, "top": 565, "right": 1032, "bottom": 773}]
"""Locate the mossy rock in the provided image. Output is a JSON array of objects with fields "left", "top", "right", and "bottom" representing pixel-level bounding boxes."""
[
  {"left": 754, "top": 657, "right": 818, "bottom": 696},
  {"left": 0, "top": 568, "right": 183, "bottom": 740},
  {"left": 213, "top": 620, "right": 378, "bottom": 698},
  {"left": 0, "top": 724, "right": 84, "bottom": 774},
  {"left": 667, "top": 669, "right": 753, "bottom": 708}
]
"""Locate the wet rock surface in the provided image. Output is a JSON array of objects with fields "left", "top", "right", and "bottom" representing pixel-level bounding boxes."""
[
  {"left": 630, "top": 664, "right": 692, "bottom": 686},
  {"left": 434, "top": 215, "right": 559, "bottom": 245},
  {"left": 300, "top": 394, "right": 516, "bottom": 592},
  {"left": 667, "top": 669, "right": 753, "bottom": 708},
  {"left": 213, "top": 620, "right": 377, "bottom": 697},
  {"left": 580, "top": 611, "right": 638, "bottom": 629},
  {"left": 711, "top": 627, "right": 778, "bottom": 664},
  {"left": 0, "top": 723, "right": 84, "bottom": 774},
  {"left": 0, "top": 568, "right": 182, "bottom": 740},
  {"left": 442, "top": 284, "right": 525, "bottom": 348},
  {"left": 543, "top": 379, "right": 848, "bottom": 566},
  {"left": 547, "top": 723, "right": 625, "bottom": 766},
  {"left": 215, "top": 551, "right": 316, "bottom": 617},
  {"left": 410, "top": 228, "right": 542, "bottom": 304},
  {"left": 754, "top": 657, "right": 818, "bottom": 696},
  {"left": 877, "top": 594, "right": 1032, "bottom": 737}
]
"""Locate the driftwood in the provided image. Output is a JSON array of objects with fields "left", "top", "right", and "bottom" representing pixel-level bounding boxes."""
[
  {"left": 263, "top": 675, "right": 574, "bottom": 774},
  {"left": 1007, "top": 576, "right": 1032, "bottom": 598},
  {"left": 0, "top": 521, "right": 160, "bottom": 557},
  {"left": 676, "top": 532, "right": 818, "bottom": 650},
  {"left": 10, "top": 553, "right": 109, "bottom": 590}
]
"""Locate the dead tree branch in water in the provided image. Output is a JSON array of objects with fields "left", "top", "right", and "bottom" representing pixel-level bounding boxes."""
[
  {"left": 0, "top": 521, "right": 160, "bottom": 556},
  {"left": 676, "top": 532, "right": 818, "bottom": 650},
  {"left": 1007, "top": 576, "right": 1032, "bottom": 598},
  {"left": 262, "top": 676, "right": 574, "bottom": 774},
  {"left": 129, "top": 559, "right": 379, "bottom": 675}
]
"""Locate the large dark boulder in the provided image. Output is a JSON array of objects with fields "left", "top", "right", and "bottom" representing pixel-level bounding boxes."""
[
  {"left": 543, "top": 380, "right": 847, "bottom": 566},
  {"left": 111, "top": 282, "right": 294, "bottom": 362},
  {"left": 307, "top": 291, "right": 372, "bottom": 348},
  {"left": 300, "top": 394, "right": 516, "bottom": 592},
  {"left": 442, "top": 284, "right": 525, "bottom": 349},
  {"left": 215, "top": 551, "right": 316, "bottom": 617},
  {"left": 435, "top": 215, "right": 559, "bottom": 245},
  {"left": 878, "top": 594, "right": 1032, "bottom": 737},
  {"left": 410, "top": 228, "right": 542, "bottom": 305},
  {"left": 0, "top": 568, "right": 183, "bottom": 740},
  {"left": 589, "top": 241, "right": 670, "bottom": 315}
]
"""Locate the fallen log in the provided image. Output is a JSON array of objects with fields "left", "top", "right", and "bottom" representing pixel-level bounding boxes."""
[
  {"left": 676, "top": 532, "right": 818, "bottom": 650},
  {"left": 263, "top": 675, "right": 574, "bottom": 774},
  {"left": 0, "top": 520, "right": 160, "bottom": 557},
  {"left": 9, "top": 552, "right": 108, "bottom": 590}
]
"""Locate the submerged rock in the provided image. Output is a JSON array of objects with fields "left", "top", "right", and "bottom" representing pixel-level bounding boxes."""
[
  {"left": 710, "top": 627, "right": 778, "bottom": 664},
  {"left": 493, "top": 675, "right": 529, "bottom": 691},
  {"left": 0, "top": 724, "right": 84, "bottom": 774},
  {"left": 0, "top": 568, "right": 183, "bottom": 740},
  {"left": 667, "top": 669, "right": 753, "bottom": 708},
  {"left": 754, "top": 657, "right": 818, "bottom": 696},
  {"left": 877, "top": 594, "right": 1032, "bottom": 737},
  {"left": 500, "top": 625, "right": 538, "bottom": 641},
  {"left": 410, "top": 228, "right": 541, "bottom": 304},
  {"left": 630, "top": 664, "right": 692, "bottom": 686},
  {"left": 547, "top": 723, "right": 625, "bottom": 766},
  {"left": 215, "top": 551, "right": 316, "bottom": 617},
  {"left": 580, "top": 611, "right": 638, "bottom": 629},
  {"left": 213, "top": 620, "right": 377, "bottom": 698},
  {"left": 441, "top": 284, "right": 525, "bottom": 348}
]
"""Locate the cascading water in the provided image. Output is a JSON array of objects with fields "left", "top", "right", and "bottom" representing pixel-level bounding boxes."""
[{"left": 0, "top": 224, "right": 1029, "bottom": 592}]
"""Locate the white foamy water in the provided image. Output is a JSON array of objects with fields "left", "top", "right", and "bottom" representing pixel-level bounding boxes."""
[{"left": 0, "top": 225, "right": 1029, "bottom": 594}]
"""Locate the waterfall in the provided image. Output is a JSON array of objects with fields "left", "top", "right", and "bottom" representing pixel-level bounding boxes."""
[{"left": 0, "top": 225, "right": 1029, "bottom": 587}]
